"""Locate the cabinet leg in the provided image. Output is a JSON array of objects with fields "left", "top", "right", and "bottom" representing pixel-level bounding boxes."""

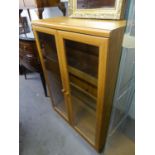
[
  {"left": 39, "top": 72, "right": 48, "bottom": 97},
  {"left": 35, "top": 8, "right": 44, "bottom": 19},
  {"left": 24, "top": 68, "right": 27, "bottom": 79},
  {"left": 19, "top": 64, "right": 23, "bottom": 75},
  {"left": 58, "top": 2, "right": 66, "bottom": 16}
]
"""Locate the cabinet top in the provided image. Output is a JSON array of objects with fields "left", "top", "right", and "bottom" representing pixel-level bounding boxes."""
[{"left": 32, "top": 17, "right": 126, "bottom": 37}]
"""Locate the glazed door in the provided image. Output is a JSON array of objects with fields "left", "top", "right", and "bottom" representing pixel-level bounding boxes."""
[
  {"left": 57, "top": 31, "right": 109, "bottom": 147},
  {"left": 33, "top": 26, "right": 69, "bottom": 121}
]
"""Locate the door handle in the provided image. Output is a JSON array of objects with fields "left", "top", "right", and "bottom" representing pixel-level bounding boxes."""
[
  {"left": 61, "top": 89, "right": 70, "bottom": 96},
  {"left": 61, "top": 89, "right": 65, "bottom": 93}
]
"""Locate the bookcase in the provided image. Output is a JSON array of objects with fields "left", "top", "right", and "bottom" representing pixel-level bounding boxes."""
[{"left": 32, "top": 17, "right": 126, "bottom": 152}]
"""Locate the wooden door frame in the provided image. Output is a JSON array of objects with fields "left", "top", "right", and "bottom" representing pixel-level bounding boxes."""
[
  {"left": 32, "top": 25, "right": 70, "bottom": 122},
  {"left": 57, "top": 30, "right": 109, "bottom": 150}
]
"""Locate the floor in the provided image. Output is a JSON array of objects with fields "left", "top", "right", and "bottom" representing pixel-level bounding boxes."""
[{"left": 19, "top": 73, "right": 135, "bottom": 155}]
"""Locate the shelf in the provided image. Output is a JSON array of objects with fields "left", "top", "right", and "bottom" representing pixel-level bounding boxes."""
[
  {"left": 70, "top": 73, "right": 97, "bottom": 97},
  {"left": 68, "top": 66, "right": 98, "bottom": 87},
  {"left": 70, "top": 82, "right": 97, "bottom": 101},
  {"left": 71, "top": 83, "right": 96, "bottom": 110},
  {"left": 72, "top": 95, "right": 96, "bottom": 145},
  {"left": 43, "top": 49, "right": 98, "bottom": 89}
]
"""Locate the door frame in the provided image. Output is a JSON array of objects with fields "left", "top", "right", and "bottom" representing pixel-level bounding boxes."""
[
  {"left": 57, "top": 30, "right": 109, "bottom": 149},
  {"left": 33, "top": 25, "right": 70, "bottom": 122}
]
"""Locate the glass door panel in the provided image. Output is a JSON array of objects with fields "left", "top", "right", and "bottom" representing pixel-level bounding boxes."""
[
  {"left": 37, "top": 32, "right": 68, "bottom": 119},
  {"left": 64, "top": 39, "right": 99, "bottom": 145},
  {"left": 65, "top": 40, "right": 99, "bottom": 79}
]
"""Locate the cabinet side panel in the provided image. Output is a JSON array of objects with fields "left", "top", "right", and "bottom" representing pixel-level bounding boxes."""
[{"left": 97, "top": 27, "right": 125, "bottom": 152}]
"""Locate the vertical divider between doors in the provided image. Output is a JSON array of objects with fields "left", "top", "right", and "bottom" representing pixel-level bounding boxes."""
[{"left": 55, "top": 30, "right": 74, "bottom": 125}]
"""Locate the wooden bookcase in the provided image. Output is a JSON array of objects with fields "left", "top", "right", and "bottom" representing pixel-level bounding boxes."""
[{"left": 32, "top": 17, "right": 126, "bottom": 152}]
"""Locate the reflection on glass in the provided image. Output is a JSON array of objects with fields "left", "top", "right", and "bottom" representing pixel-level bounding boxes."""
[
  {"left": 38, "top": 32, "right": 68, "bottom": 119},
  {"left": 64, "top": 39, "right": 99, "bottom": 144},
  {"left": 65, "top": 39, "right": 99, "bottom": 78},
  {"left": 77, "top": 0, "right": 116, "bottom": 9},
  {"left": 71, "top": 85, "right": 96, "bottom": 144}
]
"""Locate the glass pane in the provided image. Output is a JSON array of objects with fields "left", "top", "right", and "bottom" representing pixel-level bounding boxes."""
[
  {"left": 64, "top": 39, "right": 99, "bottom": 145},
  {"left": 65, "top": 40, "right": 99, "bottom": 78},
  {"left": 37, "top": 32, "right": 67, "bottom": 119}
]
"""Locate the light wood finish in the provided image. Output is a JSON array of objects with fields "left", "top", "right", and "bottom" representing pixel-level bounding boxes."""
[
  {"left": 70, "top": 74, "right": 97, "bottom": 98},
  {"left": 55, "top": 31, "right": 74, "bottom": 125},
  {"left": 33, "top": 27, "right": 70, "bottom": 122},
  {"left": 32, "top": 17, "right": 126, "bottom": 152},
  {"left": 57, "top": 31, "right": 109, "bottom": 147},
  {"left": 95, "top": 28, "right": 126, "bottom": 151},
  {"left": 68, "top": 66, "right": 97, "bottom": 86},
  {"left": 70, "top": 82, "right": 97, "bottom": 100},
  {"left": 32, "top": 17, "right": 126, "bottom": 37}
]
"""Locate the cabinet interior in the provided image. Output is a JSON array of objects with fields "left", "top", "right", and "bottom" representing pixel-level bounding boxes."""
[{"left": 64, "top": 39, "right": 99, "bottom": 145}]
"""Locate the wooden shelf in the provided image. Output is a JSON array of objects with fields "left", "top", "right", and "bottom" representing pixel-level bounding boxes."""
[
  {"left": 70, "top": 73, "right": 97, "bottom": 97},
  {"left": 70, "top": 82, "right": 97, "bottom": 101},
  {"left": 45, "top": 57, "right": 98, "bottom": 89},
  {"left": 71, "top": 83, "right": 96, "bottom": 111},
  {"left": 68, "top": 66, "right": 97, "bottom": 86}
]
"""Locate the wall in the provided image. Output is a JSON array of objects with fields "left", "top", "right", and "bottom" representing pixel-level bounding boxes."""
[{"left": 109, "top": 0, "right": 135, "bottom": 133}]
